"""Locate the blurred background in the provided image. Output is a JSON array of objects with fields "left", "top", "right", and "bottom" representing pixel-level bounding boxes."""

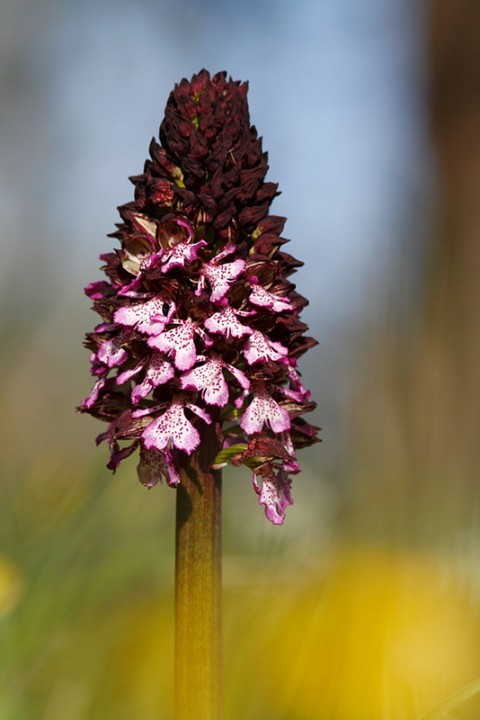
[{"left": 1, "top": 0, "right": 480, "bottom": 718}]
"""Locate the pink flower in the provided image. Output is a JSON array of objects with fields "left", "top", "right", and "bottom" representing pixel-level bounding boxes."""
[
  {"left": 180, "top": 355, "right": 250, "bottom": 407},
  {"left": 240, "top": 386, "right": 291, "bottom": 434},
  {"left": 249, "top": 282, "right": 293, "bottom": 312},
  {"left": 114, "top": 296, "right": 175, "bottom": 336},
  {"left": 147, "top": 319, "right": 210, "bottom": 371},
  {"left": 161, "top": 239, "right": 207, "bottom": 273},
  {"left": 141, "top": 398, "right": 212, "bottom": 455},
  {"left": 243, "top": 330, "right": 289, "bottom": 366},
  {"left": 204, "top": 306, "right": 254, "bottom": 339},
  {"left": 253, "top": 469, "right": 293, "bottom": 525},
  {"left": 130, "top": 354, "right": 175, "bottom": 403},
  {"left": 196, "top": 245, "right": 246, "bottom": 303},
  {"left": 97, "top": 332, "right": 130, "bottom": 368}
]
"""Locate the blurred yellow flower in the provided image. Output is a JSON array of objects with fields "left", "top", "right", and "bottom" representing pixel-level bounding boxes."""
[{"left": 224, "top": 544, "right": 480, "bottom": 719}]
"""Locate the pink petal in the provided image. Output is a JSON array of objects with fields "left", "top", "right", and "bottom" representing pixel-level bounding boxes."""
[
  {"left": 85, "top": 281, "right": 111, "bottom": 300},
  {"left": 132, "top": 403, "right": 166, "bottom": 419},
  {"left": 82, "top": 377, "right": 106, "bottom": 409},
  {"left": 204, "top": 306, "right": 254, "bottom": 339},
  {"left": 281, "top": 385, "right": 310, "bottom": 403},
  {"left": 234, "top": 388, "right": 249, "bottom": 409},
  {"left": 161, "top": 239, "right": 207, "bottom": 272},
  {"left": 224, "top": 362, "right": 250, "bottom": 391},
  {"left": 253, "top": 470, "right": 293, "bottom": 525},
  {"left": 137, "top": 446, "right": 180, "bottom": 488},
  {"left": 185, "top": 402, "right": 213, "bottom": 425},
  {"left": 114, "top": 296, "right": 174, "bottom": 336},
  {"left": 116, "top": 361, "right": 144, "bottom": 385},
  {"left": 243, "top": 330, "right": 289, "bottom": 365},
  {"left": 249, "top": 283, "right": 292, "bottom": 312},
  {"left": 131, "top": 355, "right": 175, "bottom": 403},
  {"left": 117, "top": 274, "right": 146, "bottom": 296},
  {"left": 211, "top": 244, "right": 236, "bottom": 262},
  {"left": 181, "top": 358, "right": 229, "bottom": 407},
  {"left": 286, "top": 365, "right": 311, "bottom": 401},
  {"left": 201, "top": 258, "right": 246, "bottom": 303},
  {"left": 97, "top": 337, "right": 128, "bottom": 368},
  {"left": 147, "top": 321, "right": 197, "bottom": 371},
  {"left": 94, "top": 322, "right": 117, "bottom": 333},
  {"left": 240, "top": 390, "right": 291, "bottom": 434},
  {"left": 163, "top": 449, "right": 181, "bottom": 486},
  {"left": 142, "top": 401, "right": 200, "bottom": 455}
]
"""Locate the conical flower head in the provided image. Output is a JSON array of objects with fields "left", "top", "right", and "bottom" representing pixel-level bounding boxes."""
[{"left": 79, "top": 70, "right": 320, "bottom": 524}]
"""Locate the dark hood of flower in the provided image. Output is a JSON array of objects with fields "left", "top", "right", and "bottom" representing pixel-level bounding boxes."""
[{"left": 79, "top": 70, "right": 320, "bottom": 525}]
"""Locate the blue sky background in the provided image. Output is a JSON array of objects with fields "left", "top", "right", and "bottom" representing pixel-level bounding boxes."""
[
  {"left": 1, "top": 0, "right": 430, "bottom": 312},
  {"left": 0, "top": 0, "right": 433, "bottom": 486}
]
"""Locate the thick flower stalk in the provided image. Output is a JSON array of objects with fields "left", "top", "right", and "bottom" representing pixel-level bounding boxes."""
[{"left": 80, "top": 70, "right": 319, "bottom": 525}]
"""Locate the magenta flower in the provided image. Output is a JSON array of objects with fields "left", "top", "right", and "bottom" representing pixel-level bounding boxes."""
[
  {"left": 204, "top": 306, "right": 254, "bottom": 339},
  {"left": 180, "top": 354, "right": 250, "bottom": 407},
  {"left": 195, "top": 244, "right": 246, "bottom": 302},
  {"left": 240, "top": 384, "right": 291, "bottom": 434},
  {"left": 147, "top": 319, "right": 211, "bottom": 370},
  {"left": 253, "top": 469, "right": 293, "bottom": 526},
  {"left": 243, "top": 330, "right": 288, "bottom": 365},
  {"left": 139, "top": 396, "right": 211, "bottom": 455},
  {"left": 113, "top": 296, "right": 175, "bottom": 336},
  {"left": 79, "top": 70, "right": 319, "bottom": 524}
]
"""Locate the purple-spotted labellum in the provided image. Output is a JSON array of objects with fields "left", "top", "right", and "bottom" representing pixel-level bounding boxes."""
[{"left": 79, "top": 70, "right": 319, "bottom": 524}]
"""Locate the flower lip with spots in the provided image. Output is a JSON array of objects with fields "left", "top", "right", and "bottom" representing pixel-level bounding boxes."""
[
  {"left": 114, "top": 296, "right": 175, "bottom": 337},
  {"left": 147, "top": 319, "right": 210, "bottom": 371},
  {"left": 196, "top": 244, "right": 246, "bottom": 303},
  {"left": 140, "top": 397, "right": 212, "bottom": 456},
  {"left": 240, "top": 385, "right": 291, "bottom": 435},
  {"left": 180, "top": 355, "right": 250, "bottom": 407}
]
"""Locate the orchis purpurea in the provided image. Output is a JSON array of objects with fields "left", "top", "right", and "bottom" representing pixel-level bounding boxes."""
[{"left": 80, "top": 70, "right": 319, "bottom": 525}]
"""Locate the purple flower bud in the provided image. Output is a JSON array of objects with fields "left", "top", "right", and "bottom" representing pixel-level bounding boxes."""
[{"left": 79, "top": 70, "right": 319, "bottom": 524}]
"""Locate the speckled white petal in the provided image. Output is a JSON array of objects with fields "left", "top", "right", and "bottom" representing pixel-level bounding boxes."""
[
  {"left": 142, "top": 401, "right": 200, "bottom": 455},
  {"left": 203, "top": 258, "right": 246, "bottom": 303},
  {"left": 181, "top": 358, "right": 229, "bottom": 407},
  {"left": 148, "top": 321, "right": 197, "bottom": 371},
  {"left": 240, "top": 391, "right": 291, "bottom": 434},
  {"left": 243, "top": 330, "right": 288, "bottom": 365},
  {"left": 253, "top": 470, "right": 293, "bottom": 525},
  {"left": 131, "top": 355, "right": 175, "bottom": 403},
  {"left": 161, "top": 240, "right": 207, "bottom": 272},
  {"left": 204, "top": 306, "right": 253, "bottom": 339},
  {"left": 114, "top": 296, "right": 174, "bottom": 336},
  {"left": 249, "top": 284, "right": 292, "bottom": 312},
  {"left": 147, "top": 354, "right": 175, "bottom": 385}
]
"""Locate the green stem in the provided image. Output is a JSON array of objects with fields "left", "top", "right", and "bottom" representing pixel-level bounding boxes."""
[{"left": 175, "top": 426, "right": 223, "bottom": 720}]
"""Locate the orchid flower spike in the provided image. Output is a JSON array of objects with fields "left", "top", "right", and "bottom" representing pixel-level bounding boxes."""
[{"left": 79, "top": 70, "right": 320, "bottom": 524}]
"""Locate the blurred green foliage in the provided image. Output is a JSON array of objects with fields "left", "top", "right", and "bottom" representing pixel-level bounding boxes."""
[{"left": 1, "top": 311, "right": 480, "bottom": 719}]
